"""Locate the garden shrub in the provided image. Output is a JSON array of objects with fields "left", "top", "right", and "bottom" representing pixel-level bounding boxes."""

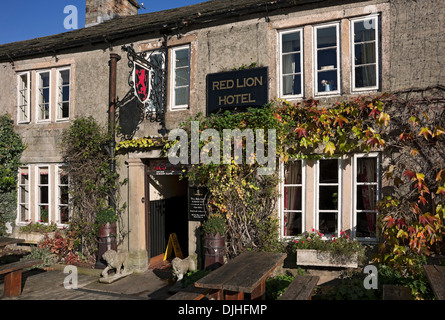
[{"left": 0, "top": 114, "right": 25, "bottom": 236}]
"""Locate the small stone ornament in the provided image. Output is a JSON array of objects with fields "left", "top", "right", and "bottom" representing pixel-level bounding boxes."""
[
  {"left": 171, "top": 254, "right": 197, "bottom": 281},
  {"left": 99, "top": 249, "right": 133, "bottom": 283}
]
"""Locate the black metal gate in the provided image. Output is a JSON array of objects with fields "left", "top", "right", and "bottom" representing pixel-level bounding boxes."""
[{"left": 149, "top": 199, "right": 166, "bottom": 258}]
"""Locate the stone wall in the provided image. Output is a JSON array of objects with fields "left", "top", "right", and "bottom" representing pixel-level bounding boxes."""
[{"left": 388, "top": 0, "right": 445, "bottom": 91}]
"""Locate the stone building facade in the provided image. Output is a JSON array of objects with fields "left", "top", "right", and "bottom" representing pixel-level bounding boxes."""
[{"left": 0, "top": 0, "right": 443, "bottom": 271}]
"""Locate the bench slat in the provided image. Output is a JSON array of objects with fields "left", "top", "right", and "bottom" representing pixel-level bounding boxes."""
[
  {"left": 424, "top": 265, "right": 445, "bottom": 300},
  {"left": 168, "top": 284, "right": 210, "bottom": 300},
  {"left": 279, "top": 275, "right": 319, "bottom": 300},
  {"left": 0, "top": 259, "right": 43, "bottom": 275}
]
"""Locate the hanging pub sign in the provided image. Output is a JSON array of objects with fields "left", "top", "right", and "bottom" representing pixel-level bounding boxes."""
[
  {"left": 133, "top": 61, "right": 151, "bottom": 104},
  {"left": 206, "top": 67, "right": 268, "bottom": 115},
  {"left": 188, "top": 186, "right": 209, "bottom": 221}
]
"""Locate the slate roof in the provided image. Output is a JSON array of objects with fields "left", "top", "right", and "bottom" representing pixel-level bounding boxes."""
[{"left": 0, "top": 0, "right": 355, "bottom": 62}]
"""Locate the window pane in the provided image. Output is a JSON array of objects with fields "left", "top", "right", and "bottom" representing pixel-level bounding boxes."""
[
  {"left": 175, "top": 68, "right": 190, "bottom": 87},
  {"left": 318, "top": 70, "right": 337, "bottom": 92},
  {"left": 354, "top": 42, "right": 376, "bottom": 65},
  {"left": 62, "top": 86, "right": 70, "bottom": 101},
  {"left": 319, "top": 159, "right": 338, "bottom": 183},
  {"left": 60, "top": 186, "right": 69, "bottom": 204},
  {"left": 40, "top": 72, "right": 50, "bottom": 87},
  {"left": 20, "top": 205, "right": 28, "bottom": 222},
  {"left": 175, "top": 87, "right": 189, "bottom": 106},
  {"left": 319, "top": 212, "right": 337, "bottom": 234},
  {"left": 20, "top": 74, "right": 28, "bottom": 90},
  {"left": 357, "top": 185, "right": 377, "bottom": 210},
  {"left": 282, "top": 53, "right": 301, "bottom": 74},
  {"left": 175, "top": 49, "right": 189, "bottom": 67},
  {"left": 285, "top": 212, "right": 302, "bottom": 236},
  {"left": 60, "top": 173, "right": 69, "bottom": 185},
  {"left": 40, "top": 205, "right": 49, "bottom": 223},
  {"left": 319, "top": 186, "right": 338, "bottom": 210},
  {"left": 20, "top": 186, "right": 28, "bottom": 203},
  {"left": 40, "top": 186, "right": 49, "bottom": 203},
  {"left": 284, "top": 161, "right": 302, "bottom": 184},
  {"left": 60, "top": 206, "right": 69, "bottom": 224},
  {"left": 60, "top": 70, "right": 70, "bottom": 85},
  {"left": 282, "top": 32, "right": 300, "bottom": 53},
  {"left": 61, "top": 102, "right": 70, "bottom": 118},
  {"left": 355, "top": 65, "right": 377, "bottom": 88},
  {"left": 282, "top": 74, "right": 301, "bottom": 95},
  {"left": 284, "top": 187, "right": 302, "bottom": 211},
  {"left": 40, "top": 172, "right": 48, "bottom": 184},
  {"left": 357, "top": 157, "right": 377, "bottom": 182},
  {"left": 354, "top": 20, "right": 376, "bottom": 42},
  {"left": 41, "top": 88, "right": 50, "bottom": 104},
  {"left": 20, "top": 170, "right": 29, "bottom": 184},
  {"left": 317, "top": 26, "right": 337, "bottom": 48},
  {"left": 356, "top": 212, "right": 376, "bottom": 237},
  {"left": 317, "top": 48, "right": 337, "bottom": 70}
]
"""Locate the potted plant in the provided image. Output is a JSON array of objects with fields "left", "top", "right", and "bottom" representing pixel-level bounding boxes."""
[
  {"left": 292, "top": 230, "right": 365, "bottom": 268},
  {"left": 202, "top": 214, "right": 227, "bottom": 270},
  {"left": 95, "top": 207, "right": 118, "bottom": 269}
]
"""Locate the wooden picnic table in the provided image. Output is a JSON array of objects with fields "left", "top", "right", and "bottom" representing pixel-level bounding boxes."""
[
  {"left": 423, "top": 265, "right": 445, "bottom": 300},
  {"left": 195, "top": 251, "right": 286, "bottom": 300}
]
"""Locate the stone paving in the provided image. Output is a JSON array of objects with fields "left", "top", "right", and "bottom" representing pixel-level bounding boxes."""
[{"left": 0, "top": 264, "right": 174, "bottom": 300}]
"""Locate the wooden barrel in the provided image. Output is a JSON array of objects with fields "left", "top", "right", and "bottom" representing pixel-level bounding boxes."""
[
  {"left": 95, "top": 222, "right": 117, "bottom": 269},
  {"left": 204, "top": 233, "right": 225, "bottom": 270}
]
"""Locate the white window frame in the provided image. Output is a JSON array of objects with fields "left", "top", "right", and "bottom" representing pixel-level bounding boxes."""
[
  {"left": 56, "top": 164, "right": 70, "bottom": 226},
  {"left": 36, "top": 70, "right": 52, "bottom": 123},
  {"left": 315, "top": 158, "right": 342, "bottom": 237},
  {"left": 56, "top": 67, "right": 70, "bottom": 121},
  {"left": 36, "top": 165, "right": 51, "bottom": 224},
  {"left": 17, "top": 71, "right": 31, "bottom": 124},
  {"left": 313, "top": 22, "right": 341, "bottom": 96},
  {"left": 170, "top": 44, "right": 190, "bottom": 110},
  {"left": 353, "top": 152, "right": 381, "bottom": 241},
  {"left": 17, "top": 166, "right": 31, "bottom": 225},
  {"left": 350, "top": 14, "right": 380, "bottom": 92},
  {"left": 279, "top": 160, "right": 306, "bottom": 238},
  {"left": 278, "top": 28, "right": 304, "bottom": 99}
]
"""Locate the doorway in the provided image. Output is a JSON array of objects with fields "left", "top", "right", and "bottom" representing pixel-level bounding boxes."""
[{"left": 146, "top": 170, "right": 189, "bottom": 263}]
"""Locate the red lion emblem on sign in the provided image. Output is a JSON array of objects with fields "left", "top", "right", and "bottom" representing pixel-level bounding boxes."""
[{"left": 135, "top": 65, "right": 149, "bottom": 102}]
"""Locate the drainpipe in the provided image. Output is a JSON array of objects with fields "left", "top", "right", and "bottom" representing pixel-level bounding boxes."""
[{"left": 109, "top": 53, "right": 121, "bottom": 211}]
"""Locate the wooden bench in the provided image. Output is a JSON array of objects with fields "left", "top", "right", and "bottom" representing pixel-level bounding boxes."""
[
  {"left": 279, "top": 275, "right": 319, "bottom": 300},
  {"left": 167, "top": 283, "right": 210, "bottom": 300},
  {"left": 423, "top": 265, "right": 445, "bottom": 300},
  {"left": 382, "top": 284, "right": 412, "bottom": 300},
  {"left": 0, "top": 259, "right": 43, "bottom": 297}
]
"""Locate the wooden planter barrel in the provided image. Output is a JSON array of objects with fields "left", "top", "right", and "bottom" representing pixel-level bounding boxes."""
[
  {"left": 95, "top": 222, "right": 117, "bottom": 269},
  {"left": 204, "top": 232, "right": 226, "bottom": 270}
]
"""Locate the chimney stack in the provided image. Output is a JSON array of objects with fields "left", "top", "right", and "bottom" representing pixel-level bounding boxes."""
[{"left": 85, "top": 0, "right": 140, "bottom": 27}]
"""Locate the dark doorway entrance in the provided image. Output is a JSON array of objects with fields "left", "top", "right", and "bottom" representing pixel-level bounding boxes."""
[{"left": 146, "top": 169, "right": 189, "bottom": 263}]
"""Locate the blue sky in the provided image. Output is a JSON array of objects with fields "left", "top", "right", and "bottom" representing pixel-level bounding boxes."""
[{"left": 0, "top": 0, "right": 205, "bottom": 45}]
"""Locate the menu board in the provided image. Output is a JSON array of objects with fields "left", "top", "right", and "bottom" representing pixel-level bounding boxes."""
[{"left": 188, "top": 186, "right": 208, "bottom": 221}]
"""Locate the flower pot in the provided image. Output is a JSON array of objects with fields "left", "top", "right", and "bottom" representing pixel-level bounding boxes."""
[
  {"left": 324, "top": 84, "right": 332, "bottom": 92},
  {"left": 204, "top": 232, "right": 226, "bottom": 270},
  {"left": 95, "top": 222, "right": 117, "bottom": 269},
  {"left": 296, "top": 249, "right": 358, "bottom": 268}
]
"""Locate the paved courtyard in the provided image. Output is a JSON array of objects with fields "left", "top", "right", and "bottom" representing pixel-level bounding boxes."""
[{"left": 0, "top": 264, "right": 174, "bottom": 300}]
